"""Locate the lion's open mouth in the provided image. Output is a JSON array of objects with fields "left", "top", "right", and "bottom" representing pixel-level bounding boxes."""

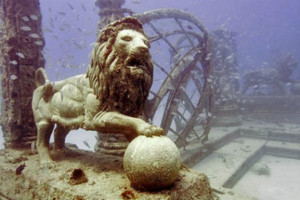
[{"left": 126, "top": 58, "right": 149, "bottom": 73}]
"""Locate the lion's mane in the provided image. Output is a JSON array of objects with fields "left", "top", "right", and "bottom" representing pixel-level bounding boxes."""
[{"left": 86, "top": 17, "right": 153, "bottom": 117}]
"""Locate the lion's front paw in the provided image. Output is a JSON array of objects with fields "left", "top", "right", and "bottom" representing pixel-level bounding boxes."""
[
  {"left": 52, "top": 115, "right": 60, "bottom": 123},
  {"left": 139, "top": 124, "right": 165, "bottom": 137}
]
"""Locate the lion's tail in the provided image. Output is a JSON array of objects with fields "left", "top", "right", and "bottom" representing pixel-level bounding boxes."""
[
  {"left": 35, "top": 67, "right": 49, "bottom": 87},
  {"left": 34, "top": 68, "right": 54, "bottom": 102}
]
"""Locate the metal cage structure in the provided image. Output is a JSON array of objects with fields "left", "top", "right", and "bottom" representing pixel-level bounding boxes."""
[{"left": 131, "top": 9, "right": 214, "bottom": 148}]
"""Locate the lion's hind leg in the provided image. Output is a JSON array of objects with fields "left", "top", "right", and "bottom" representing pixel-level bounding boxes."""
[
  {"left": 54, "top": 124, "right": 70, "bottom": 151},
  {"left": 36, "top": 120, "right": 55, "bottom": 166}
]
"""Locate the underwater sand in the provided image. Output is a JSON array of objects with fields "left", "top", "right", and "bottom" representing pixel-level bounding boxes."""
[
  {"left": 193, "top": 137, "right": 266, "bottom": 187},
  {"left": 234, "top": 155, "right": 300, "bottom": 200},
  {"left": 1, "top": 123, "right": 300, "bottom": 199},
  {"left": 191, "top": 123, "right": 300, "bottom": 200}
]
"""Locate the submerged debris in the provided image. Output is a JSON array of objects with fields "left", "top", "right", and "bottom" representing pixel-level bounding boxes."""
[
  {"left": 120, "top": 190, "right": 136, "bottom": 200},
  {"left": 65, "top": 168, "right": 88, "bottom": 185},
  {"left": 251, "top": 164, "right": 271, "bottom": 176},
  {"left": 16, "top": 163, "right": 26, "bottom": 175}
]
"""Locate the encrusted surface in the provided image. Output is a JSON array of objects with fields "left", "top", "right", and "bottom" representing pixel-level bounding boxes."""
[
  {"left": 0, "top": 148, "right": 213, "bottom": 200},
  {"left": 0, "top": 0, "right": 45, "bottom": 148}
]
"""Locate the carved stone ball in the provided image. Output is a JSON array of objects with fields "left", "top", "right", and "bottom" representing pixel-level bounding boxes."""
[{"left": 123, "top": 135, "right": 181, "bottom": 190}]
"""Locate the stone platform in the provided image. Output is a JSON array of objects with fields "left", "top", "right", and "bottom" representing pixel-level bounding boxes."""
[{"left": 0, "top": 148, "right": 213, "bottom": 200}]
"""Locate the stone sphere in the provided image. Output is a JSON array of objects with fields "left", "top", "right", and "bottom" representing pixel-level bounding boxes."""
[{"left": 123, "top": 135, "right": 181, "bottom": 190}]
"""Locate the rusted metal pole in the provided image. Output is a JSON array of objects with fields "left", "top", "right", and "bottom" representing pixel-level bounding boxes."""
[{"left": 0, "top": 0, "right": 45, "bottom": 148}]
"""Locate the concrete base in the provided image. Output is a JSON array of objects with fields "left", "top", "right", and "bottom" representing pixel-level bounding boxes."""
[{"left": 0, "top": 148, "right": 213, "bottom": 200}]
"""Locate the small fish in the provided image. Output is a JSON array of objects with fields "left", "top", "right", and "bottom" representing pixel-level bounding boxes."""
[
  {"left": 58, "top": 11, "right": 66, "bottom": 16},
  {"left": 42, "top": 27, "right": 52, "bottom": 33},
  {"left": 34, "top": 41, "right": 43, "bottom": 46},
  {"left": 52, "top": 35, "right": 59, "bottom": 40},
  {"left": 205, "top": 53, "right": 212, "bottom": 61},
  {"left": 83, "top": 141, "right": 90, "bottom": 148},
  {"left": 207, "top": 78, "right": 213, "bottom": 83},
  {"left": 30, "top": 15, "right": 38, "bottom": 20},
  {"left": 198, "top": 113, "right": 207, "bottom": 121},
  {"left": 16, "top": 52, "right": 25, "bottom": 59},
  {"left": 89, "top": 42, "right": 96, "bottom": 47},
  {"left": 131, "top": 0, "right": 142, "bottom": 4},
  {"left": 10, "top": 74, "right": 18, "bottom": 80},
  {"left": 67, "top": 3, "right": 74, "bottom": 11},
  {"left": 30, "top": 33, "right": 40, "bottom": 38},
  {"left": 79, "top": 63, "right": 85, "bottom": 69},
  {"left": 49, "top": 21, "right": 55, "bottom": 29},
  {"left": 173, "top": 98, "right": 181, "bottom": 103},
  {"left": 10, "top": 60, "right": 18, "bottom": 65},
  {"left": 186, "top": 25, "right": 193, "bottom": 30},
  {"left": 16, "top": 163, "right": 26, "bottom": 175},
  {"left": 81, "top": 4, "right": 87, "bottom": 12},
  {"left": 22, "top": 16, "right": 30, "bottom": 22},
  {"left": 20, "top": 26, "right": 31, "bottom": 31}
]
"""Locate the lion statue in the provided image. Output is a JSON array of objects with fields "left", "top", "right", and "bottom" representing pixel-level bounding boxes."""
[{"left": 32, "top": 17, "right": 164, "bottom": 166}]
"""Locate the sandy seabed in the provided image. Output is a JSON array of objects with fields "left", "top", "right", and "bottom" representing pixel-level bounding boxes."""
[
  {"left": 193, "top": 122, "right": 300, "bottom": 200},
  {"left": 234, "top": 155, "right": 300, "bottom": 200},
  {"left": 1, "top": 122, "right": 300, "bottom": 199}
]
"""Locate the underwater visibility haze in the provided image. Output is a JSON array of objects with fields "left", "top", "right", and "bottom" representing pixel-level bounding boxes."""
[{"left": 0, "top": 0, "right": 300, "bottom": 199}]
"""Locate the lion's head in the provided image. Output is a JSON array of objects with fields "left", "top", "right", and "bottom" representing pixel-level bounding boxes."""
[{"left": 87, "top": 17, "right": 153, "bottom": 117}]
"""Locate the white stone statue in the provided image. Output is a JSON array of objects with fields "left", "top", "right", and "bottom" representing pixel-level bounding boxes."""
[{"left": 32, "top": 17, "right": 164, "bottom": 166}]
